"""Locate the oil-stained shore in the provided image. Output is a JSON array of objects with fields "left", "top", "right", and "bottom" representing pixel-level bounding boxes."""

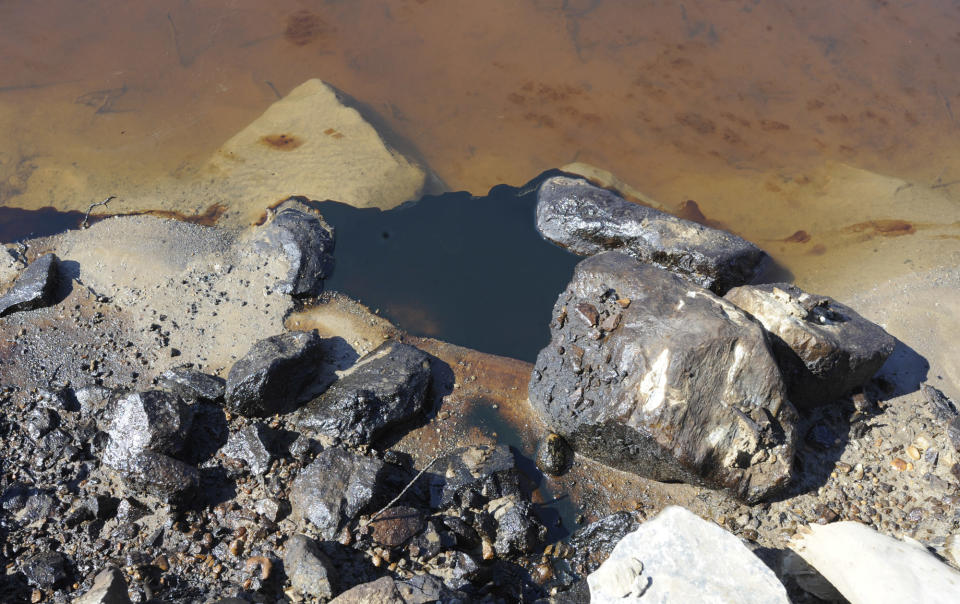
[{"left": 0, "top": 202, "right": 959, "bottom": 600}]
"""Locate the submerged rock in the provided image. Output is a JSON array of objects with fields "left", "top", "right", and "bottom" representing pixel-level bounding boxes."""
[
  {"left": 427, "top": 444, "right": 520, "bottom": 509},
  {"left": 588, "top": 506, "right": 789, "bottom": 603},
  {"left": 225, "top": 331, "right": 325, "bottom": 417},
  {"left": 205, "top": 78, "right": 429, "bottom": 223},
  {"left": 74, "top": 567, "right": 131, "bottom": 604},
  {"left": 290, "top": 447, "right": 386, "bottom": 539},
  {"left": 252, "top": 199, "right": 335, "bottom": 297},
  {"left": 536, "top": 176, "right": 767, "bottom": 294},
  {"left": 790, "top": 521, "right": 960, "bottom": 604},
  {"left": 292, "top": 340, "right": 431, "bottom": 445},
  {"left": 283, "top": 534, "right": 335, "bottom": 599},
  {"left": 529, "top": 252, "right": 797, "bottom": 503},
  {"left": 158, "top": 367, "right": 226, "bottom": 403},
  {"left": 725, "top": 283, "right": 895, "bottom": 408},
  {"left": 0, "top": 253, "right": 58, "bottom": 316}
]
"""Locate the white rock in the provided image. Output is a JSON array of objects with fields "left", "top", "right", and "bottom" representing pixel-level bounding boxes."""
[
  {"left": 587, "top": 506, "right": 789, "bottom": 603},
  {"left": 790, "top": 521, "right": 960, "bottom": 604}
]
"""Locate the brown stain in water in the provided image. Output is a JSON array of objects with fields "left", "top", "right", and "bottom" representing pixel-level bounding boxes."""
[
  {"left": 3, "top": 0, "right": 960, "bottom": 292},
  {"left": 113, "top": 203, "right": 229, "bottom": 227},
  {"left": 259, "top": 133, "right": 304, "bottom": 150},
  {"left": 783, "top": 230, "right": 812, "bottom": 243},
  {"left": 284, "top": 10, "right": 331, "bottom": 46},
  {"left": 843, "top": 219, "right": 916, "bottom": 237}
]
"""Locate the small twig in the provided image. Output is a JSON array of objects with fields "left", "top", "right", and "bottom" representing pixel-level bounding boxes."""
[
  {"left": 81, "top": 195, "right": 115, "bottom": 229},
  {"left": 363, "top": 454, "right": 442, "bottom": 526}
]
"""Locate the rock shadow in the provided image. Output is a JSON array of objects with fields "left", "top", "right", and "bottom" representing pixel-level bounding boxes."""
[
  {"left": 750, "top": 256, "right": 794, "bottom": 286},
  {"left": 190, "top": 466, "right": 236, "bottom": 511},
  {"left": 869, "top": 338, "right": 929, "bottom": 400},
  {"left": 182, "top": 402, "right": 230, "bottom": 465},
  {"left": 302, "top": 336, "right": 360, "bottom": 400},
  {"left": 51, "top": 258, "right": 78, "bottom": 304},
  {"left": 314, "top": 540, "right": 386, "bottom": 595},
  {"left": 769, "top": 396, "right": 862, "bottom": 502},
  {"left": 0, "top": 206, "right": 86, "bottom": 244}
]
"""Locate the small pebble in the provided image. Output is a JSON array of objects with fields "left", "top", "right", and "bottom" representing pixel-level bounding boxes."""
[
  {"left": 891, "top": 458, "right": 909, "bottom": 471},
  {"left": 907, "top": 445, "right": 921, "bottom": 460},
  {"left": 482, "top": 538, "right": 495, "bottom": 561}
]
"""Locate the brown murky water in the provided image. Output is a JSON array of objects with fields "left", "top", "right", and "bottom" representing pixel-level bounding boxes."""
[{"left": 2, "top": 0, "right": 960, "bottom": 296}]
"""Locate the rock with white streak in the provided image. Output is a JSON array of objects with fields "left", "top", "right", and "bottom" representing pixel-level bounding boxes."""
[
  {"left": 529, "top": 252, "right": 797, "bottom": 503},
  {"left": 588, "top": 506, "right": 789, "bottom": 603}
]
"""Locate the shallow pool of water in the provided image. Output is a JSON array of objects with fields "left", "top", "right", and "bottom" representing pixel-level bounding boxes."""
[
  {"left": 317, "top": 171, "right": 581, "bottom": 361},
  {"left": 2, "top": 0, "right": 960, "bottom": 322}
]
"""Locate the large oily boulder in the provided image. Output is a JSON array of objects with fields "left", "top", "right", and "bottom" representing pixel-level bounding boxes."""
[
  {"left": 588, "top": 506, "right": 789, "bottom": 603},
  {"left": 789, "top": 521, "right": 960, "bottom": 604},
  {"left": 536, "top": 176, "right": 768, "bottom": 294},
  {"left": 529, "top": 252, "right": 797, "bottom": 503},
  {"left": 724, "top": 283, "right": 895, "bottom": 409}
]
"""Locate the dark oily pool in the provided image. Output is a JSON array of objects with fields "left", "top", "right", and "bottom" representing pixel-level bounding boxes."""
[{"left": 317, "top": 172, "right": 581, "bottom": 362}]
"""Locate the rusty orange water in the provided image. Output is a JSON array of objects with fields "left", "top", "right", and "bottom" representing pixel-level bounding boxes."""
[{"left": 2, "top": 0, "right": 960, "bottom": 295}]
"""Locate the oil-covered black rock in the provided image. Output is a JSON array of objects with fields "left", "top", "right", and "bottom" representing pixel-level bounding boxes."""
[
  {"left": 536, "top": 176, "right": 768, "bottom": 294},
  {"left": 528, "top": 252, "right": 797, "bottom": 503},
  {"left": 225, "top": 330, "right": 325, "bottom": 417},
  {"left": 291, "top": 340, "right": 432, "bottom": 445}
]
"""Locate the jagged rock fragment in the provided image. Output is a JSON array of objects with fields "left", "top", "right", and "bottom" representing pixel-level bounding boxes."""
[
  {"left": 74, "top": 567, "right": 132, "bottom": 604},
  {"left": 292, "top": 340, "right": 431, "bottom": 445},
  {"left": 588, "top": 506, "right": 789, "bottom": 603},
  {"left": 219, "top": 422, "right": 273, "bottom": 475},
  {"left": 0, "top": 253, "right": 59, "bottom": 317},
  {"left": 252, "top": 199, "right": 335, "bottom": 296},
  {"left": 725, "top": 283, "right": 895, "bottom": 408},
  {"left": 158, "top": 367, "right": 226, "bottom": 403},
  {"left": 283, "top": 534, "right": 335, "bottom": 599},
  {"left": 225, "top": 331, "right": 324, "bottom": 417},
  {"left": 290, "top": 447, "right": 385, "bottom": 539}
]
